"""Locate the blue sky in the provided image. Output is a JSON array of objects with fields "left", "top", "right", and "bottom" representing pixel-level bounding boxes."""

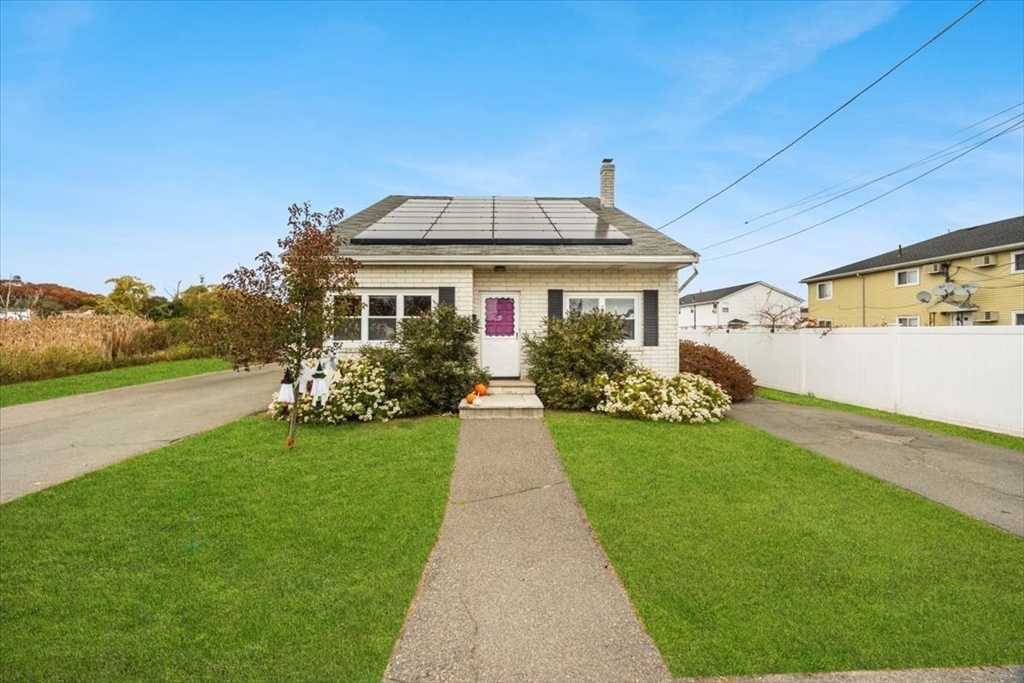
[{"left": 1, "top": 0, "right": 1022, "bottom": 301}]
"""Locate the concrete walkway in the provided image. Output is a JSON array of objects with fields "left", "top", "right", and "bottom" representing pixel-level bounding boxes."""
[
  {"left": 0, "top": 366, "right": 281, "bottom": 503},
  {"left": 383, "top": 418, "right": 670, "bottom": 683},
  {"left": 729, "top": 399, "right": 1024, "bottom": 537}
]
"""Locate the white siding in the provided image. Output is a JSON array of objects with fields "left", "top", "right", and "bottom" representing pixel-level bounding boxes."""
[
  {"left": 339, "top": 265, "right": 681, "bottom": 377},
  {"left": 474, "top": 267, "right": 680, "bottom": 377}
]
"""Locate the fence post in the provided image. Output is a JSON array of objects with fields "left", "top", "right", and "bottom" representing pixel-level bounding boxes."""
[
  {"left": 799, "top": 329, "right": 807, "bottom": 395},
  {"left": 891, "top": 326, "right": 900, "bottom": 413}
]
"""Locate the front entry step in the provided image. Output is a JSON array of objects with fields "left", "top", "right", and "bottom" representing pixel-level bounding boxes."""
[
  {"left": 459, "top": 380, "right": 544, "bottom": 419},
  {"left": 487, "top": 379, "right": 537, "bottom": 395}
]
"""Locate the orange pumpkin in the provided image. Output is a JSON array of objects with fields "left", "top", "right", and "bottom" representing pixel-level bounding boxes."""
[
  {"left": 474, "top": 383, "right": 487, "bottom": 396},
  {"left": 465, "top": 392, "right": 478, "bottom": 404}
]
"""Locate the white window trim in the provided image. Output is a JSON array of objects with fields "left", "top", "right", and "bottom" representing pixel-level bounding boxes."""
[
  {"left": 816, "top": 318, "right": 833, "bottom": 328},
  {"left": 565, "top": 293, "right": 640, "bottom": 345},
  {"left": 1012, "top": 251, "right": 1024, "bottom": 274},
  {"left": 331, "top": 290, "right": 437, "bottom": 344},
  {"left": 1013, "top": 311, "right": 1024, "bottom": 326},
  {"left": 816, "top": 281, "right": 833, "bottom": 301},
  {"left": 896, "top": 315, "right": 920, "bottom": 327},
  {"left": 895, "top": 268, "right": 919, "bottom": 288}
]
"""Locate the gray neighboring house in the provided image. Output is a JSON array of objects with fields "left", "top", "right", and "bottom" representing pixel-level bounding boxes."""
[{"left": 330, "top": 160, "right": 698, "bottom": 378}]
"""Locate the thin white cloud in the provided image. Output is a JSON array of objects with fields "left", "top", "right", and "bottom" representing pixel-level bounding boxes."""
[
  {"left": 643, "top": 1, "right": 904, "bottom": 134},
  {"left": 17, "top": 1, "right": 98, "bottom": 54}
]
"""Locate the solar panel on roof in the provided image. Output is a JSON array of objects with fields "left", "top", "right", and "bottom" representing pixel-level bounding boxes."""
[{"left": 349, "top": 197, "right": 632, "bottom": 245}]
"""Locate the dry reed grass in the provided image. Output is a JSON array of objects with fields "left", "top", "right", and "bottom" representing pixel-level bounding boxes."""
[{"left": 0, "top": 315, "right": 154, "bottom": 357}]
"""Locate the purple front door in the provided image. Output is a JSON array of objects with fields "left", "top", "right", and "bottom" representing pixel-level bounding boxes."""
[{"left": 481, "top": 293, "right": 520, "bottom": 378}]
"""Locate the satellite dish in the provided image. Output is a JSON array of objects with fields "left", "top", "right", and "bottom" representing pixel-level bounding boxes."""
[
  {"left": 952, "top": 284, "right": 969, "bottom": 296},
  {"left": 963, "top": 282, "right": 980, "bottom": 295},
  {"left": 916, "top": 291, "right": 932, "bottom": 303},
  {"left": 932, "top": 283, "right": 955, "bottom": 297}
]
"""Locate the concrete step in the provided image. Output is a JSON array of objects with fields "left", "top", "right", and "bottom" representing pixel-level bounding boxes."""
[
  {"left": 486, "top": 379, "right": 537, "bottom": 395},
  {"left": 459, "top": 393, "right": 544, "bottom": 419}
]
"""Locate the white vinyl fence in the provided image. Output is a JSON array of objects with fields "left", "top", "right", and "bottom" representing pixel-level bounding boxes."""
[{"left": 679, "top": 327, "right": 1024, "bottom": 437}]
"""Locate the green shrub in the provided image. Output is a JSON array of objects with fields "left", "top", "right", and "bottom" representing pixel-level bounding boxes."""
[
  {"left": 595, "top": 368, "right": 731, "bottom": 423},
  {"left": 523, "top": 311, "right": 636, "bottom": 410},
  {"left": 270, "top": 357, "right": 401, "bottom": 423},
  {"left": 157, "top": 318, "right": 194, "bottom": 346},
  {"left": 0, "top": 347, "right": 109, "bottom": 384},
  {"left": 360, "top": 305, "right": 488, "bottom": 416},
  {"left": 678, "top": 341, "right": 756, "bottom": 402}
]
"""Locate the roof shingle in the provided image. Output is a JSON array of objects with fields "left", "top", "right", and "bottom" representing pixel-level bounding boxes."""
[
  {"left": 678, "top": 282, "right": 759, "bottom": 305},
  {"left": 331, "top": 195, "right": 697, "bottom": 262},
  {"left": 801, "top": 216, "right": 1024, "bottom": 282}
]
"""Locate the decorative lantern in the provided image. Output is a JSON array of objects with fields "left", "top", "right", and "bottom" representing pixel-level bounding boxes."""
[
  {"left": 311, "top": 362, "right": 330, "bottom": 409},
  {"left": 278, "top": 369, "right": 295, "bottom": 404}
]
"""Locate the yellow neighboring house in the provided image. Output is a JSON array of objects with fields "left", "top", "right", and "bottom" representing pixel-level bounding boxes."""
[{"left": 801, "top": 216, "right": 1024, "bottom": 327}]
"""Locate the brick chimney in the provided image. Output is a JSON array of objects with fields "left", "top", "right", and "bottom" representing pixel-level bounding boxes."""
[{"left": 600, "top": 158, "right": 615, "bottom": 208}]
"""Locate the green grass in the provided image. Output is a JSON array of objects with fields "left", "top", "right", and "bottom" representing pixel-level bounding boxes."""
[
  {"left": 756, "top": 387, "right": 1024, "bottom": 452},
  {"left": 0, "top": 416, "right": 459, "bottom": 683},
  {"left": 546, "top": 411, "right": 1024, "bottom": 678},
  {"left": 0, "top": 358, "right": 233, "bottom": 408}
]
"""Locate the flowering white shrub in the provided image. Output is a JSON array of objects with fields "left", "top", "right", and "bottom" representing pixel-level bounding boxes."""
[
  {"left": 595, "top": 368, "right": 731, "bottom": 423},
  {"left": 269, "top": 357, "right": 401, "bottom": 424}
]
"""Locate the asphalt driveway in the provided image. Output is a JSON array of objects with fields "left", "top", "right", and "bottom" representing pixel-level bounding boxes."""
[
  {"left": 0, "top": 366, "right": 281, "bottom": 504},
  {"left": 729, "top": 398, "right": 1024, "bottom": 537}
]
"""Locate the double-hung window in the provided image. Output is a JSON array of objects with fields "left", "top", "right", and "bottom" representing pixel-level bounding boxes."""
[
  {"left": 897, "top": 315, "right": 919, "bottom": 327},
  {"left": 566, "top": 294, "right": 637, "bottom": 342},
  {"left": 895, "top": 269, "right": 919, "bottom": 287},
  {"left": 816, "top": 282, "right": 833, "bottom": 300},
  {"left": 333, "top": 291, "right": 435, "bottom": 343},
  {"left": 1012, "top": 251, "right": 1024, "bottom": 274}
]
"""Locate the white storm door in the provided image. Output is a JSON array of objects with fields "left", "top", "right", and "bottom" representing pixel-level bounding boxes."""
[
  {"left": 481, "top": 293, "right": 520, "bottom": 378},
  {"left": 950, "top": 312, "right": 974, "bottom": 326}
]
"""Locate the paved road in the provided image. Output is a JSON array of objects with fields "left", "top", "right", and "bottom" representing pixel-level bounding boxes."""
[
  {"left": 0, "top": 366, "right": 281, "bottom": 504},
  {"left": 729, "top": 398, "right": 1024, "bottom": 537}
]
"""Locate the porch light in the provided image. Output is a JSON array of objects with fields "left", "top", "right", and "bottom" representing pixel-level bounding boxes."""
[
  {"left": 278, "top": 369, "right": 295, "bottom": 404},
  {"left": 311, "top": 362, "right": 329, "bottom": 409}
]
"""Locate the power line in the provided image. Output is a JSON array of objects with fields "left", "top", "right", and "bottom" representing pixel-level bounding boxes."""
[
  {"left": 657, "top": 0, "right": 988, "bottom": 231},
  {"left": 941, "top": 100, "right": 1024, "bottom": 139},
  {"left": 700, "top": 112, "right": 1024, "bottom": 250},
  {"left": 703, "top": 122, "right": 1023, "bottom": 262},
  {"left": 708, "top": 101, "right": 1024, "bottom": 233}
]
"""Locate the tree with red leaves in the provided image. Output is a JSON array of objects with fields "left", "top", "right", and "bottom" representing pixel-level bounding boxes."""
[{"left": 212, "top": 203, "right": 360, "bottom": 448}]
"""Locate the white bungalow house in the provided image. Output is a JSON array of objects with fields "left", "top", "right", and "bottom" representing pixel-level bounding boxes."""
[
  {"left": 679, "top": 281, "right": 803, "bottom": 330},
  {"left": 330, "top": 160, "right": 698, "bottom": 379}
]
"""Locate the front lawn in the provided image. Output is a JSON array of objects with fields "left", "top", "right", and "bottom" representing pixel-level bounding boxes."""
[
  {"left": 0, "top": 358, "right": 233, "bottom": 408},
  {"left": 547, "top": 412, "right": 1024, "bottom": 678},
  {"left": 0, "top": 416, "right": 459, "bottom": 683}
]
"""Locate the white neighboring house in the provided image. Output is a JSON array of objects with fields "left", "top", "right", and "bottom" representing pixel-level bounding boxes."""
[
  {"left": 0, "top": 309, "right": 32, "bottom": 320},
  {"left": 679, "top": 281, "right": 803, "bottom": 330}
]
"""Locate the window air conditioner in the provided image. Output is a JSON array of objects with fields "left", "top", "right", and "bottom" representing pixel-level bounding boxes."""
[
  {"left": 925, "top": 263, "right": 944, "bottom": 275},
  {"left": 980, "top": 311, "right": 999, "bottom": 322},
  {"left": 971, "top": 255, "right": 997, "bottom": 267}
]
